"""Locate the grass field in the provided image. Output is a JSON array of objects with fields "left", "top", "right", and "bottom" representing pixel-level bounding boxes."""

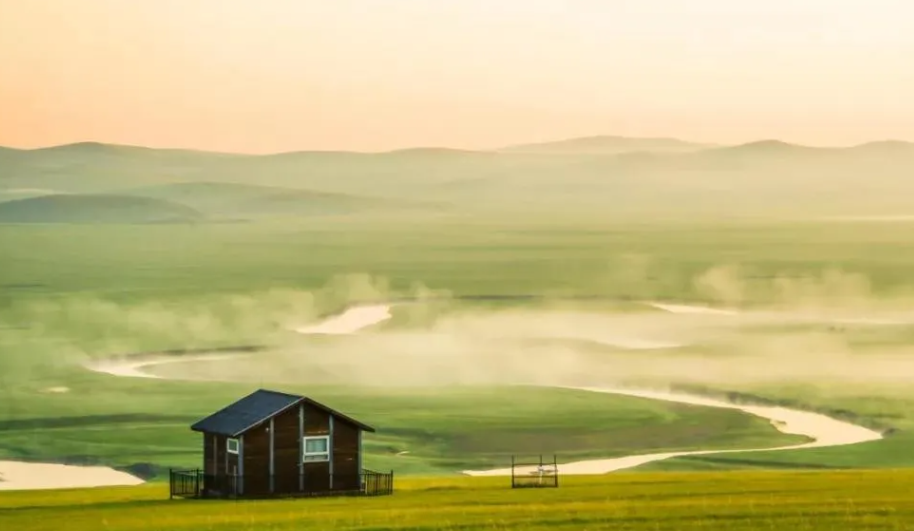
[
  {"left": 3, "top": 216, "right": 914, "bottom": 479},
  {"left": 0, "top": 374, "right": 807, "bottom": 477},
  {"left": 4, "top": 209, "right": 914, "bottom": 531},
  {"left": 3, "top": 471, "right": 914, "bottom": 530}
]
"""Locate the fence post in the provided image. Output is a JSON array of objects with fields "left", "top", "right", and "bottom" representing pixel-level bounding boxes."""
[
  {"left": 390, "top": 470, "right": 394, "bottom": 495},
  {"left": 169, "top": 468, "right": 173, "bottom": 500},
  {"left": 554, "top": 455, "right": 559, "bottom": 488}
]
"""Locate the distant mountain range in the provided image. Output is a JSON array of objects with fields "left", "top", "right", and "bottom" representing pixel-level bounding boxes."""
[
  {"left": 5, "top": 135, "right": 913, "bottom": 156},
  {"left": 2, "top": 135, "right": 914, "bottom": 223},
  {"left": 497, "top": 135, "right": 719, "bottom": 154}
]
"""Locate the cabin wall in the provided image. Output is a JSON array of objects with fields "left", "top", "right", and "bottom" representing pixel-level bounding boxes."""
[
  {"left": 242, "top": 421, "right": 270, "bottom": 496},
  {"left": 203, "top": 432, "right": 215, "bottom": 476},
  {"left": 226, "top": 437, "right": 239, "bottom": 477},
  {"left": 203, "top": 433, "right": 233, "bottom": 496},
  {"left": 272, "top": 404, "right": 303, "bottom": 494},
  {"left": 215, "top": 434, "right": 228, "bottom": 476},
  {"left": 302, "top": 403, "right": 331, "bottom": 493},
  {"left": 332, "top": 419, "right": 361, "bottom": 491}
]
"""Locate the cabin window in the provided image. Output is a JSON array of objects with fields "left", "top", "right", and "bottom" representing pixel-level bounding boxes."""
[
  {"left": 227, "top": 437, "right": 240, "bottom": 454},
  {"left": 302, "top": 436, "right": 330, "bottom": 462}
]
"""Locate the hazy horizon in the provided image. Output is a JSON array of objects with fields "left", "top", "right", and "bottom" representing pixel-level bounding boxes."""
[
  {"left": 5, "top": 135, "right": 914, "bottom": 156},
  {"left": 3, "top": 0, "right": 913, "bottom": 154}
]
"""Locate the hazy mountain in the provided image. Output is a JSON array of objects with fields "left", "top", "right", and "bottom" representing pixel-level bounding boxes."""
[
  {"left": 709, "top": 139, "right": 823, "bottom": 154},
  {"left": 3, "top": 137, "right": 914, "bottom": 219},
  {"left": 848, "top": 140, "right": 914, "bottom": 154},
  {"left": 380, "top": 147, "right": 494, "bottom": 157},
  {"left": 24, "top": 141, "right": 241, "bottom": 158},
  {"left": 0, "top": 142, "right": 241, "bottom": 195},
  {"left": 122, "top": 182, "right": 443, "bottom": 218},
  {"left": 497, "top": 135, "right": 718, "bottom": 155},
  {"left": 0, "top": 194, "right": 204, "bottom": 224},
  {"left": 0, "top": 188, "right": 62, "bottom": 200}
]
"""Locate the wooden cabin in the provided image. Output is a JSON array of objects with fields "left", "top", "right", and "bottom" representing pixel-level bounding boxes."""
[{"left": 169, "top": 389, "right": 393, "bottom": 499}]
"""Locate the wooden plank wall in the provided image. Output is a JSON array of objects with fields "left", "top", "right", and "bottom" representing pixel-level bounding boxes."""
[
  {"left": 203, "top": 433, "right": 215, "bottom": 475},
  {"left": 332, "top": 419, "right": 361, "bottom": 491},
  {"left": 273, "top": 405, "right": 303, "bottom": 494},
  {"left": 303, "top": 403, "right": 331, "bottom": 493},
  {"left": 242, "top": 422, "right": 270, "bottom": 496}
]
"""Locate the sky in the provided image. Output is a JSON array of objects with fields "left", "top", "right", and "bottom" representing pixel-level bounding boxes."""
[{"left": 1, "top": 0, "right": 913, "bottom": 153}]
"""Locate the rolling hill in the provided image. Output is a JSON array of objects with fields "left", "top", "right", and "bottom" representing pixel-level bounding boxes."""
[
  {"left": 121, "top": 182, "right": 443, "bottom": 218},
  {"left": 0, "top": 188, "right": 62, "bottom": 201},
  {"left": 0, "top": 194, "right": 204, "bottom": 224},
  {"left": 0, "top": 142, "right": 242, "bottom": 196},
  {"left": 3, "top": 136, "right": 914, "bottom": 219},
  {"left": 497, "top": 135, "right": 719, "bottom": 154}
]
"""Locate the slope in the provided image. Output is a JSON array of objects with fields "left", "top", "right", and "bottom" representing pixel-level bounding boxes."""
[
  {"left": 5, "top": 139, "right": 914, "bottom": 219},
  {"left": 0, "top": 188, "right": 61, "bottom": 202},
  {"left": 121, "top": 182, "right": 440, "bottom": 219},
  {"left": 425, "top": 140, "right": 914, "bottom": 217},
  {"left": 0, "top": 142, "right": 241, "bottom": 195},
  {"left": 0, "top": 194, "right": 204, "bottom": 224},
  {"left": 498, "top": 135, "right": 718, "bottom": 154}
]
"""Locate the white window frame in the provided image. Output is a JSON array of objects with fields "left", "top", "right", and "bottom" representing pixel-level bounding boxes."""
[
  {"left": 227, "top": 437, "right": 240, "bottom": 455},
  {"left": 302, "top": 435, "right": 330, "bottom": 462}
]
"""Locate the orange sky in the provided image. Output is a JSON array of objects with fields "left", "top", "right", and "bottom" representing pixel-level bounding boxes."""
[{"left": 2, "top": 0, "right": 913, "bottom": 153}]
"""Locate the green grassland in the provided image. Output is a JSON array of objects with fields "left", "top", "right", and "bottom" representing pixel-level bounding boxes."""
[
  {"left": 3, "top": 471, "right": 914, "bottom": 530},
  {"left": 3, "top": 217, "right": 914, "bottom": 481},
  {"left": 0, "top": 377, "right": 803, "bottom": 477},
  {"left": 6, "top": 217, "right": 914, "bottom": 303}
]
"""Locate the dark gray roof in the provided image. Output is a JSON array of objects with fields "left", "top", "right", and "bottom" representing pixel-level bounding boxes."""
[{"left": 190, "top": 389, "right": 376, "bottom": 437}]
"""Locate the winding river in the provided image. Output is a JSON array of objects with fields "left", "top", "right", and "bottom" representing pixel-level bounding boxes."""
[{"left": 0, "top": 302, "right": 884, "bottom": 490}]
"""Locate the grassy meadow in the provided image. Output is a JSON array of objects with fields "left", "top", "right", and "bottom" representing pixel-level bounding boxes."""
[
  {"left": 0, "top": 219, "right": 830, "bottom": 478},
  {"left": 3, "top": 217, "right": 914, "bottom": 478},
  {"left": 3, "top": 471, "right": 914, "bottom": 530}
]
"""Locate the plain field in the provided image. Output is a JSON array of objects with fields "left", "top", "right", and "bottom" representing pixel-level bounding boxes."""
[
  {"left": 3, "top": 218, "right": 914, "bottom": 478},
  {"left": 3, "top": 471, "right": 914, "bottom": 531},
  {"left": 4, "top": 167, "right": 914, "bottom": 527}
]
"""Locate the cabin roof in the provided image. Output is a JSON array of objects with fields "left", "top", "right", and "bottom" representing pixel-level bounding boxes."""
[{"left": 190, "top": 389, "right": 376, "bottom": 437}]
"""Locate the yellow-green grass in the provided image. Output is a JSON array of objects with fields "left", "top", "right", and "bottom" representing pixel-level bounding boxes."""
[{"left": 2, "top": 470, "right": 914, "bottom": 530}]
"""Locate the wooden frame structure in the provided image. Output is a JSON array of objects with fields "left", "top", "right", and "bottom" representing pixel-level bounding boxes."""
[
  {"left": 510, "top": 455, "right": 559, "bottom": 489},
  {"left": 169, "top": 467, "right": 394, "bottom": 500}
]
